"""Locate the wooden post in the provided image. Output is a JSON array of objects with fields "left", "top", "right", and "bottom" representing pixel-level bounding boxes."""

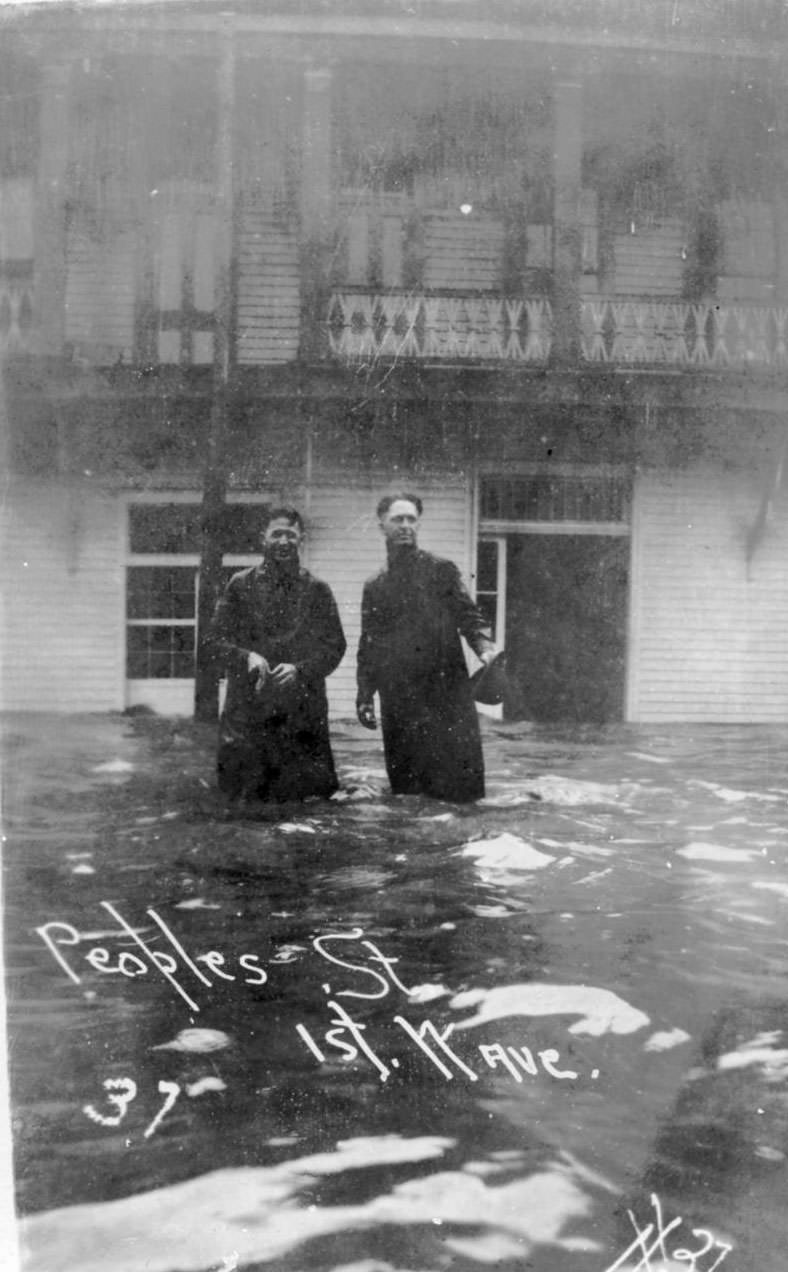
[
  {"left": 552, "top": 77, "right": 584, "bottom": 365},
  {"left": 299, "top": 66, "right": 333, "bottom": 361},
  {"left": 194, "top": 24, "right": 235, "bottom": 722},
  {"left": 34, "top": 59, "right": 71, "bottom": 357}
]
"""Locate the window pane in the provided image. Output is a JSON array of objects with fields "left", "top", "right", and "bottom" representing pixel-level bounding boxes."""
[
  {"left": 480, "top": 475, "right": 629, "bottom": 523},
  {"left": 223, "top": 505, "right": 265, "bottom": 554},
  {"left": 129, "top": 504, "right": 202, "bottom": 553},
  {"left": 125, "top": 624, "right": 195, "bottom": 679},
  {"left": 127, "top": 566, "right": 154, "bottom": 619},
  {"left": 127, "top": 567, "right": 195, "bottom": 620},
  {"left": 476, "top": 540, "right": 498, "bottom": 592},
  {"left": 149, "top": 650, "right": 172, "bottom": 679},
  {"left": 130, "top": 503, "right": 270, "bottom": 555},
  {"left": 126, "top": 626, "right": 150, "bottom": 677}
]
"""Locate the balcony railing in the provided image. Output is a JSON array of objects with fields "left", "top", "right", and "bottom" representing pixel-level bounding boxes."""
[
  {"left": 0, "top": 269, "right": 34, "bottom": 355},
  {"left": 581, "top": 299, "right": 788, "bottom": 369},
  {"left": 327, "top": 292, "right": 554, "bottom": 364},
  {"left": 328, "top": 291, "right": 788, "bottom": 371}
]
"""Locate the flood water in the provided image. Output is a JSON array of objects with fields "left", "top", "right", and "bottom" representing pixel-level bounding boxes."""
[{"left": 4, "top": 713, "right": 788, "bottom": 1272}]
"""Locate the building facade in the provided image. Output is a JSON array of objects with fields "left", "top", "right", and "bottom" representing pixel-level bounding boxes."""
[{"left": 3, "top": 0, "right": 788, "bottom": 722}]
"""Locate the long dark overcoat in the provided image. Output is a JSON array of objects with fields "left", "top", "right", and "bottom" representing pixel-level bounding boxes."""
[
  {"left": 212, "top": 562, "right": 346, "bottom": 801},
  {"left": 357, "top": 549, "right": 493, "bottom": 802}
]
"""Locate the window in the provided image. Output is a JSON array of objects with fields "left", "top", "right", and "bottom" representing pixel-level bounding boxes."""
[
  {"left": 480, "top": 474, "right": 629, "bottom": 524},
  {"left": 475, "top": 540, "right": 500, "bottom": 640},
  {"left": 126, "top": 500, "right": 267, "bottom": 681},
  {"left": 129, "top": 503, "right": 267, "bottom": 555}
]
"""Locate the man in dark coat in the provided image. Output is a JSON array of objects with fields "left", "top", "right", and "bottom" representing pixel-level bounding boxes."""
[
  {"left": 211, "top": 506, "right": 346, "bottom": 802},
  {"left": 356, "top": 493, "right": 497, "bottom": 802}
]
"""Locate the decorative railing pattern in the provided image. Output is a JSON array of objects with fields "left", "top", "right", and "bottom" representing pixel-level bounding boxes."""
[
  {"left": 328, "top": 291, "right": 788, "bottom": 371},
  {"left": 327, "top": 292, "right": 553, "bottom": 363},
  {"left": 0, "top": 271, "right": 34, "bottom": 355},
  {"left": 580, "top": 299, "right": 788, "bottom": 369}
]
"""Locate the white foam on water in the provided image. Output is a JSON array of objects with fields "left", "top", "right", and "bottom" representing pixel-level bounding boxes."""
[
  {"left": 18, "top": 1135, "right": 457, "bottom": 1272},
  {"left": 523, "top": 775, "right": 625, "bottom": 805},
  {"left": 676, "top": 842, "right": 759, "bottom": 863},
  {"left": 627, "top": 751, "right": 670, "bottom": 764},
  {"left": 567, "top": 843, "right": 615, "bottom": 858},
  {"left": 92, "top": 758, "right": 134, "bottom": 774},
  {"left": 730, "top": 910, "right": 774, "bottom": 925},
  {"left": 152, "top": 1028, "right": 231, "bottom": 1054},
  {"left": 643, "top": 1028, "right": 691, "bottom": 1052},
  {"left": 450, "top": 982, "right": 650, "bottom": 1037},
  {"left": 472, "top": 904, "right": 517, "bottom": 918},
  {"left": 186, "top": 1077, "right": 227, "bottom": 1097},
  {"left": 270, "top": 945, "right": 307, "bottom": 963},
  {"left": 331, "top": 790, "right": 386, "bottom": 806},
  {"left": 752, "top": 880, "right": 788, "bottom": 899},
  {"left": 278, "top": 823, "right": 317, "bottom": 834},
  {"left": 71, "top": 863, "right": 95, "bottom": 874},
  {"left": 576, "top": 868, "right": 612, "bottom": 885},
  {"left": 690, "top": 780, "right": 780, "bottom": 804},
  {"left": 407, "top": 983, "right": 450, "bottom": 1004},
  {"left": 717, "top": 1032, "right": 788, "bottom": 1080},
  {"left": 462, "top": 833, "right": 556, "bottom": 871},
  {"left": 755, "top": 1145, "right": 785, "bottom": 1162},
  {"left": 174, "top": 898, "right": 222, "bottom": 911}
]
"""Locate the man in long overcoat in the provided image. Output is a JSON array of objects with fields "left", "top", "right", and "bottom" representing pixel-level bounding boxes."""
[
  {"left": 211, "top": 506, "right": 346, "bottom": 802},
  {"left": 356, "top": 493, "right": 497, "bottom": 802}
]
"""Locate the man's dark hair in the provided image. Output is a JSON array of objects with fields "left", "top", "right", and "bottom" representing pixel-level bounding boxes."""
[
  {"left": 376, "top": 492, "right": 423, "bottom": 520},
  {"left": 260, "top": 504, "right": 305, "bottom": 533}
]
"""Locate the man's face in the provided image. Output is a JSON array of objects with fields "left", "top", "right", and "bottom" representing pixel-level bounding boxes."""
[
  {"left": 262, "top": 517, "right": 303, "bottom": 560},
  {"left": 379, "top": 499, "right": 420, "bottom": 549}
]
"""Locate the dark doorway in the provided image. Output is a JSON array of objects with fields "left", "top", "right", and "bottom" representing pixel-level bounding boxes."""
[{"left": 504, "top": 534, "right": 629, "bottom": 722}]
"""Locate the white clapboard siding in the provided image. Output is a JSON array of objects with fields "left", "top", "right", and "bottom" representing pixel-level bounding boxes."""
[
  {"left": 719, "top": 198, "right": 776, "bottom": 280},
  {"left": 631, "top": 465, "right": 788, "bottom": 721},
  {"left": 423, "top": 212, "right": 505, "bottom": 292},
  {"left": 236, "top": 202, "right": 301, "bottom": 364},
  {"left": 64, "top": 226, "right": 137, "bottom": 361},
  {"left": 612, "top": 218, "right": 685, "bottom": 297},
  {"left": 306, "top": 477, "right": 471, "bottom": 718},
  {"left": 1, "top": 481, "right": 124, "bottom": 711}
]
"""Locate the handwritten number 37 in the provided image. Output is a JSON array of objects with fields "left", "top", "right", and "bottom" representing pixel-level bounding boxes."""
[{"left": 83, "top": 1078, "right": 181, "bottom": 1138}]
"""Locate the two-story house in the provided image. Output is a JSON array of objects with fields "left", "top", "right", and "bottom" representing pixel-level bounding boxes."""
[{"left": 3, "top": 0, "right": 788, "bottom": 723}]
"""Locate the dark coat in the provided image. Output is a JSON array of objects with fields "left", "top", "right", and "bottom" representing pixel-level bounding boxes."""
[
  {"left": 357, "top": 549, "right": 493, "bottom": 802},
  {"left": 211, "top": 561, "right": 346, "bottom": 801}
]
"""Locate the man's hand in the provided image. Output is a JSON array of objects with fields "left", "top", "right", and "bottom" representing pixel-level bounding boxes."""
[
  {"left": 270, "top": 662, "right": 297, "bottom": 687},
  {"left": 248, "top": 652, "right": 270, "bottom": 690},
  {"left": 357, "top": 700, "right": 377, "bottom": 729},
  {"left": 479, "top": 647, "right": 500, "bottom": 666}
]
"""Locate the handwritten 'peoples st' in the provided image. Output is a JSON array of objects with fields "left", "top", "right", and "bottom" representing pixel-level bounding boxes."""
[{"left": 35, "top": 901, "right": 268, "bottom": 1014}]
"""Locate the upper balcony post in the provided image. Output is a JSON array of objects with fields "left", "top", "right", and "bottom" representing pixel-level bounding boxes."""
[
  {"left": 552, "top": 76, "right": 584, "bottom": 365},
  {"left": 195, "top": 22, "right": 236, "bottom": 722},
  {"left": 299, "top": 65, "right": 333, "bottom": 361},
  {"left": 33, "top": 59, "right": 71, "bottom": 358}
]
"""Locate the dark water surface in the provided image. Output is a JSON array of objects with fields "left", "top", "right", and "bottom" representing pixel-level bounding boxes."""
[{"left": 4, "top": 714, "right": 788, "bottom": 1272}]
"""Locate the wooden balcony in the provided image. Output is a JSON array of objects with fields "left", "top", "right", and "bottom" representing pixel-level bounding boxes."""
[
  {"left": 0, "top": 267, "right": 34, "bottom": 355},
  {"left": 327, "top": 292, "right": 554, "bottom": 364},
  {"left": 581, "top": 299, "right": 788, "bottom": 369},
  {"left": 327, "top": 290, "right": 788, "bottom": 372}
]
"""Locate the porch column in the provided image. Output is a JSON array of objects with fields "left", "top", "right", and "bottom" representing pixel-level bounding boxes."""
[
  {"left": 34, "top": 59, "right": 71, "bottom": 357},
  {"left": 299, "top": 65, "right": 333, "bottom": 360},
  {"left": 552, "top": 77, "right": 584, "bottom": 364},
  {"left": 195, "top": 26, "right": 236, "bottom": 721}
]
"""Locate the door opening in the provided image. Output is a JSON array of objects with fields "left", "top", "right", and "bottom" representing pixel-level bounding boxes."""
[
  {"left": 503, "top": 533, "right": 628, "bottom": 722},
  {"left": 476, "top": 470, "right": 631, "bottom": 722}
]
